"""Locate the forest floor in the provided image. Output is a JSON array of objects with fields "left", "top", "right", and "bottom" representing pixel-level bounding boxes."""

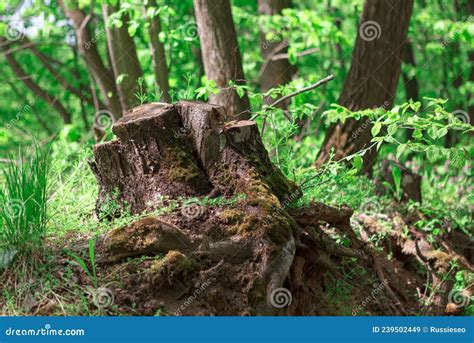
[
  {"left": 1, "top": 185, "right": 472, "bottom": 316},
  {"left": 0, "top": 114, "right": 472, "bottom": 316}
]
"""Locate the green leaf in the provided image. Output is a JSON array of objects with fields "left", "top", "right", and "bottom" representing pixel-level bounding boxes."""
[
  {"left": 391, "top": 166, "right": 402, "bottom": 199},
  {"left": 449, "top": 149, "right": 465, "bottom": 168},
  {"left": 371, "top": 122, "right": 382, "bottom": 137},
  {"left": 116, "top": 74, "right": 128, "bottom": 85},
  {"left": 387, "top": 123, "right": 398, "bottom": 136},
  {"left": 427, "top": 126, "right": 439, "bottom": 140},
  {"left": 288, "top": 50, "right": 297, "bottom": 64},
  {"left": 67, "top": 251, "right": 93, "bottom": 283},
  {"left": 236, "top": 86, "right": 245, "bottom": 98},
  {"left": 426, "top": 146, "right": 439, "bottom": 162},
  {"left": 89, "top": 238, "right": 97, "bottom": 288},
  {"left": 353, "top": 155, "right": 363, "bottom": 171},
  {"left": 396, "top": 144, "right": 407, "bottom": 160},
  {"left": 437, "top": 127, "right": 448, "bottom": 138},
  {"left": 413, "top": 129, "right": 423, "bottom": 140}
]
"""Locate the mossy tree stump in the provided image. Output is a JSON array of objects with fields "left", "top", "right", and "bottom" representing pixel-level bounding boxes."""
[{"left": 90, "top": 101, "right": 362, "bottom": 315}]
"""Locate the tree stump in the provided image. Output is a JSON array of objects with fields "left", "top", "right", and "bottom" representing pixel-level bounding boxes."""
[{"left": 90, "top": 101, "right": 368, "bottom": 315}]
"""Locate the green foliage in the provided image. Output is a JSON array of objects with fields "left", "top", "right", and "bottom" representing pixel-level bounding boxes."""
[
  {"left": 0, "top": 144, "right": 50, "bottom": 254},
  {"left": 324, "top": 99, "right": 473, "bottom": 168},
  {"left": 66, "top": 237, "right": 98, "bottom": 288}
]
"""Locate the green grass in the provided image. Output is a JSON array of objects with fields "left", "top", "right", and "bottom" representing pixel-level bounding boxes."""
[{"left": 0, "top": 144, "right": 50, "bottom": 254}]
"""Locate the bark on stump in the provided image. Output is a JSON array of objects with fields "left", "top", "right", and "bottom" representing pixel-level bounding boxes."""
[{"left": 90, "top": 101, "right": 365, "bottom": 315}]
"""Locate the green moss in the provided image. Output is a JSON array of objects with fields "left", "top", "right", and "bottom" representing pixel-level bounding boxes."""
[
  {"left": 264, "top": 213, "right": 295, "bottom": 245},
  {"left": 250, "top": 156, "right": 301, "bottom": 202},
  {"left": 150, "top": 250, "right": 194, "bottom": 274},
  {"left": 219, "top": 209, "right": 245, "bottom": 225},
  {"left": 164, "top": 147, "right": 201, "bottom": 183},
  {"left": 234, "top": 214, "right": 260, "bottom": 234}
]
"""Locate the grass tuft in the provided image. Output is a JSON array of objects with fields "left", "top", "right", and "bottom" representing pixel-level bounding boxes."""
[{"left": 0, "top": 144, "right": 50, "bottom": 255}]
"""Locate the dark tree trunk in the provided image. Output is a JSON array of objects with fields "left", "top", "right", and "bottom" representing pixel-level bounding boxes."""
[
  {"left": 59, "top": 0, "right": 123, "bottom": 119},
  {"left": 1, "top": 38, "right": 71, "bottom": 124},
  {"left": 402, "top": 40, "right": 419, "bottom": 102},
  {"left": 316, "top": 0, "right": 414, "bottom": 172},
  {"left": 144, "top": 0, "right": 171, "bottom": 102},
  {"left": 102, "top": 1, "right": 145, "bottom": 111},
  {"left": 193, "top": 0, "right": 251, "bottom": 120},
  {"left": 258, "top": 0, "right": 294, "bottom": 108}
]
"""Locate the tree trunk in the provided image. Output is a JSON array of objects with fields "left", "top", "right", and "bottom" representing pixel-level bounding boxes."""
[
  {"left": 144, "top": 0, "right": 171, "bottom": 102},
  {"left": 258, "top": 0, "right": 294, "bottom": 108},
  {"left": 316, "top": 0, "right": 414, "bottom": 172},
  {"left": 193, "top": 0, "right": 251, "bottom": 120},
  {"left": 402, "top": 40, "right": 419, "bottom": 102},
  {"left": 1, "top": 38, "right": 71, "bottom": 124},
  {"left": 102, "top": 1, "right": 145, "bottom": 111},
  {"left": 59, "top": 0, "right": 123, "bottom": 119}
]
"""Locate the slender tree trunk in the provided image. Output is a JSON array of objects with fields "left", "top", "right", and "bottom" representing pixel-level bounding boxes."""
[
  {"left": 71, "top": 44, "right": 90, "bottom": 130},
  {"left": 59, "top": 0, "right": 123, "bottom": 119},
  {"left": 316, "top": 0, "right": 414, "bottom": 172},
  {"left": 402, "top": 40, "right": 419, "bottom": 102},
  {"left": 258, "top": 0, "right": 294, "bottom": 109},
  {"left": 144, "top": 0, "right": 171, "bottom": 102},
  {"left": 1, "top": 38, "right": 71, "bottom": 124},
  {"left": 193, "top": 0, "right": 250, "bottom": 120},
  {"left": 102, "top": 1, "right": 145, "bottom": 111}
]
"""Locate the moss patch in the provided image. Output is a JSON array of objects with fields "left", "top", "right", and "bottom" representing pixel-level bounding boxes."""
[
  {"left": 150, "top": 250, "right": 194, "bottom": 275},
  {"left": 164, "top": 147, "right": 202, "bottom": 184}
]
